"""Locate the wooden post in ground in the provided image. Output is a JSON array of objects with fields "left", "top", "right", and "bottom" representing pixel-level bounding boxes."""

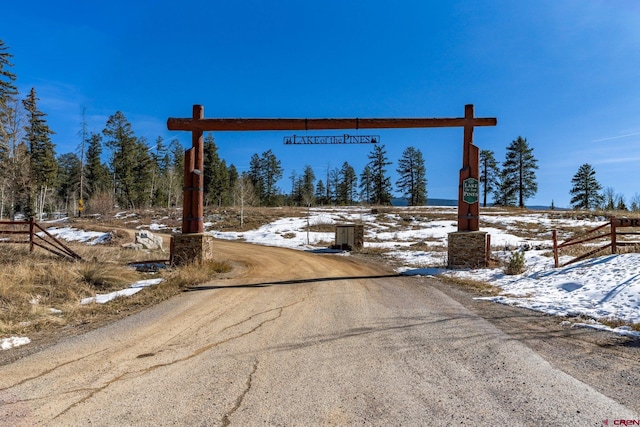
[
  {"left": 552, "top": 230, "right": 559, "bottom": 268},
  {"left": 457, "top": 104, "right": 480, "bottom": 232},
  {"left": 29, "top": 217, "right": 34, "bottom": 252},
  {"left": 611, "top": 217, "right": 617, "bottom": 254},
  {"left": 182, "top": 105, "right": 204, "bottom": 234}
]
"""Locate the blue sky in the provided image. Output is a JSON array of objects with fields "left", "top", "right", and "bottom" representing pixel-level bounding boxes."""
[{"left": 4, "top": 0, "right": 640, "bottom": 207}]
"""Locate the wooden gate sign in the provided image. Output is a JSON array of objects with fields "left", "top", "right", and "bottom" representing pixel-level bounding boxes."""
[
  {"left": 167, "top": 104, "right": 496, "bottom": 235},
  {"left": 462, "top": 178, "right": 479, "bottom": 204}
]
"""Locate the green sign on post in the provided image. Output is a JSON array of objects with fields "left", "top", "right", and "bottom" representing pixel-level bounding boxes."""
[{"left": 463, "top": 177, "right": 479, "bottom": 204}]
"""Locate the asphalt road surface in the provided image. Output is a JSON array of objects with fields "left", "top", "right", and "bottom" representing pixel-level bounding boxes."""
[{"left": 1, "top": 240, "right": 638, "bottom": 426}]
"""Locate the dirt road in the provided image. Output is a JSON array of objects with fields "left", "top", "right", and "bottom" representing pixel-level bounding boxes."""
[{"left": 1, "top": 240, "right": 638, "bottom": 426}]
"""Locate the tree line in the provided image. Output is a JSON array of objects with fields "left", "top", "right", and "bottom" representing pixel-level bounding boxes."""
[{"left": 1, "top": 39, "right": 430, "bottom": 217}]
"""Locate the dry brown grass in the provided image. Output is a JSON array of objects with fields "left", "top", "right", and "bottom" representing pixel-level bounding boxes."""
[
  {"left": 599, "top": 317, "right": 640, "bottom": 332},
  {"left": 0, "top": 239, "right": 232, "bottom": 339},
  {"left": 439, "top": 276, "right": 502, "bottom": 296}
]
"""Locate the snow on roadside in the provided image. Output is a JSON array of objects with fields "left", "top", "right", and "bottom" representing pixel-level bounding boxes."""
[
  {"left": 81, "top": 278, "right": 164, "bottom": 305},
  {"left": 43, "top": 227, "right": 112, "bottom": 245},
  {"left": 1, "top": 336, "right": 31, "bottom": 351}
]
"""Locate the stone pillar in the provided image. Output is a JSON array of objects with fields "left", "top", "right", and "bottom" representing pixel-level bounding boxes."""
[
  {"left": 447, "top": 231, "right": 488, "bottom": 269},
  {"left": 171, "top": 233, "right": 215, "bottom": 266}
]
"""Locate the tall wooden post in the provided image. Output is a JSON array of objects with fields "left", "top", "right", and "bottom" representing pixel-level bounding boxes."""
[
  {"left": 182, "top": 105, "right": 204, "bottom": 234},
  {"left": 457, "top": 104, "right": 480, "bottom": 232}
]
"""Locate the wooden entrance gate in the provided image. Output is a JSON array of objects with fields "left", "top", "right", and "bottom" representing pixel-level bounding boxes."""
[{"left": 167, "top": 104, "right": 497, "bottom": 235}]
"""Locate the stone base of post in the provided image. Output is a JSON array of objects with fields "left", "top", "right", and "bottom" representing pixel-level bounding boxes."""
[
  {"left": 447, "top": 231, "right": 488, "bottom": 269},
  {"left": 170, "top": 233, "right": 215, "bottom": 266}
]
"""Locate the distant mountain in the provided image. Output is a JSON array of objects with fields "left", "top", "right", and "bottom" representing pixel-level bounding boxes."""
[
  {"left": 391, "top": 198, "right": 563, "bottom": 210},
  {"left": 391, "top": 198, "right": 457, "bottom": 207}
]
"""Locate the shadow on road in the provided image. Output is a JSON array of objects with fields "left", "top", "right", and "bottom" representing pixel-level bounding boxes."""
[{"left": 183, "top": 273, "right": 404, "bottom": 291}]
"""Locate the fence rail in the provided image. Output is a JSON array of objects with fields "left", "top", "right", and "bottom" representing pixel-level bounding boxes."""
[
  {"left": 0, "top": 218, "right": 81, "bottom": 261},
  {"left": 553, "top": 217, "right": 640, "bottom": 268}
]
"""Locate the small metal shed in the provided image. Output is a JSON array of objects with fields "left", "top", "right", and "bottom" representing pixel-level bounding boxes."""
[{"left": 334, "top": 224, "right": 364, "bottom": 251}]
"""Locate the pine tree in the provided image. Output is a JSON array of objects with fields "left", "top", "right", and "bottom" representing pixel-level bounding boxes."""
[
  {"left": 492, "top": 167, "right": 517, "bottom": 207},
  {"left": 479, "top": 149, "right": 499, "bottom": 207},
  {"left": 0, "top": 39, "right": 18, "bottom": 156},
  {"left": 617, "top": 196, "right": 628, "bottom": 211},
  {"left": 359, "top": 164, "right": 374, "bottom": 204},
  {"left": 299, "top": 165, "right": 316, "bottom": 207},
  {"left": 337, "top": 162, "right": 357, "bottom": 205},
  {"left": 248, "top": 153, "right": 264, "bottom": 204},
  {"left": 165, "top": 139, "right": 184, "bottom": 208},
  {"left": 23, "top": 88, "right": 57, "bottom": 219},
  {"left": 103, "top": 111, "right": 142, "bottom": 209},
  {"left": 396, "top": 146, "right": 427, "bottom": 206},
  {"left": 262, "top": 149, "right": 282, "bottom": 206},
  {"left": 131, "top": 137, "right": 154, "bottom": 208},
  {"left": 248, "top": 150, "right": 283, "bottom": 206},
  {"left": 502, "top": 136, "right": 538, "bottom": 208},
  {"left": 203, "top": 133, "right": 229, "bottom": 206},
  {"left": 315, "top": 180, "right": 326, "bottom": 205},
  {"left": 367, "top": 144, "right": 392, "bottom": 205},
  {"left": 569, "top": 163, "right": 603, "bottom": 210},
  {"left": 602, "top": 187, "right": 616, "bottom": 211},
  {"left": 85, "top": 133, "right": 111, "bottom": 198}
]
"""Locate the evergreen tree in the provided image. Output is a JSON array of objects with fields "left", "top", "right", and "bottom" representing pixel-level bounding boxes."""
[
  {"left": 23, "top": 88, "right": 57, "bottom": 219},
  {"left": 337, "top": 162, "right": 357, "bottom": 205},
  {"left": 502, "top": 136, "right": 538, "bottom": 208},
  {"left": 617, "top": 196, "right": 628, "bottom": 211},
  {"left": 315, "top": 180, "right": 326, "bottom": 205},
  {"left": 479, "top": 149, "right": 499, "bottom": 207},
  {"left": 0, "top": 40, "right": 20, "bottom": 219},
  {"left": 396, "top": 146, "right": 427, "bottom": 206},
  {"left": 300, "top": 165, "right": 316, "bottom": 206},
  {"left": 131, "top": 136, "right": 154, "bottom": 208},
  {"left": 367, "top": 144, "right": 392, "bottom": 205},
  {"left": 165, "top": 139, "right": 184, "bottom": 208},
  {"left": 85, "top": 133, "right": 111, "bottom": 198},
  {"left": 0, "top": 39, "right": 18, "bottom": 159},
  {"left": 262, "top": 149, "right": 282, "bottom": 206},
  {"left": 147, "top": 136, "right": 166, "bottom": 206},
  {"left": 602, "top": 187, "right": 616, "bottom": 211},
  {"left": 248, "top": 153, "right": 264, "bottom": 204},
  {"left": 569, "top": 163, "right": 603, "bottom": 210},
  {"left": 203, "top": 133, "right": 229, "bottom": 206},
  {"left": 248, "top": 150, "right": 283, "bottom": 206},
  {"left": 359, "top": 164, "right": 374, "bottom": 204},
  {"left": 226, "top": 164, "right": 238, "bottom": 205},
  {"left": 103, "top": 111, "right": 144, "bottom": 209},
  {"left": 492, "top": 167, "right": 517, "bottom": 207}
]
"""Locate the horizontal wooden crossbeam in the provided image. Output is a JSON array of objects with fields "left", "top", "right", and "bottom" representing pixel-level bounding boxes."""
[{"left": 167, "top": 117, "right": 497, "bottom": 132}]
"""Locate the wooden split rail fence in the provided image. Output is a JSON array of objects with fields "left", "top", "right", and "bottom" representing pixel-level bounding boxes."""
[
  {"left": 552, "top": 217, "right": 640, "bottom": 268},
  {"left": 0, "top": 218, "right": 82, "bottom": 261}
]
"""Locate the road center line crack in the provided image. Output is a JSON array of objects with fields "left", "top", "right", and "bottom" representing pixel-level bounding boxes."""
[{"left": 222, "top": 359, "right": 259, "bottom": 427}]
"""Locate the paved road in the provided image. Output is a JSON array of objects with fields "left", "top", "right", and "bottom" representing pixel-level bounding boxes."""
[{"left": 0, "top": 240, "right": 637, "bottom": 426}]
